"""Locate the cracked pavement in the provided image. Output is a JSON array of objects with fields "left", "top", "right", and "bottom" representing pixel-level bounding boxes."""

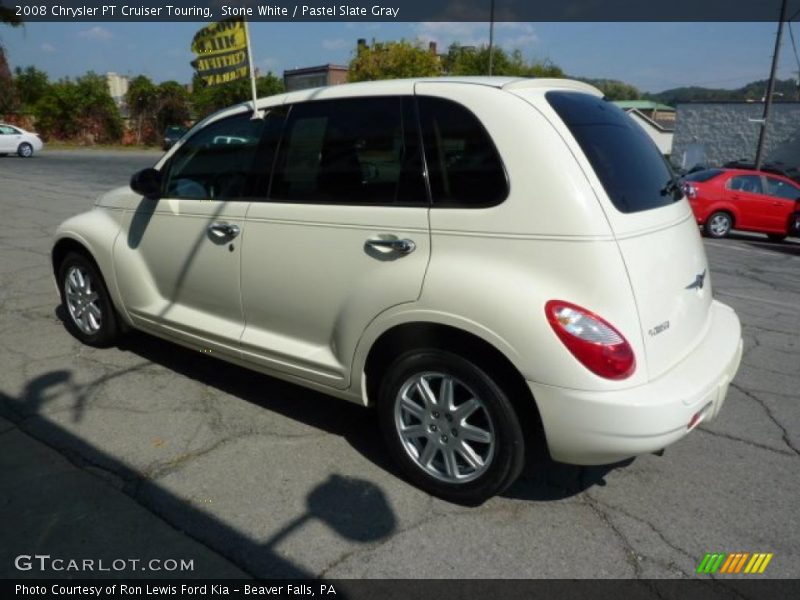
[{"left": 0, "top": 150, "right": 798, "bottom": 579}]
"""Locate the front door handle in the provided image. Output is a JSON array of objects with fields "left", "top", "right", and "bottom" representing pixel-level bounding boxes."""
[
  {"left": 208, "top": 222, "right": 240, "bottom": 239},
  {"left": 365, "top": 237, "right": 416, "bottom": 255}
]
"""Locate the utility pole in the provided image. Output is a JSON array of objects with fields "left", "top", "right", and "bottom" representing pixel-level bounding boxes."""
[
  {"left": 754, "top": 0, "right": 789, "bottom": 170},
  {"left": 488, "top": 0, "right": 495, "bottom": 76}
]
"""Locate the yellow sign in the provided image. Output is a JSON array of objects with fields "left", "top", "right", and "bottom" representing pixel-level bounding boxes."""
[{"left": 191, "top": 19, "right": 250, "bottom": 87}]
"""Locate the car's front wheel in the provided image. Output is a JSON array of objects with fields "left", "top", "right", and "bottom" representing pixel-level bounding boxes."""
[
  {"left": 57, "top": 252, "right": 119, "bottom": 347},
  {"left": 17, "top": 142, "right": 33, "bottom": 158},
  {"left": 704, "top": 211, "right": 733, "bottom": 238},
  {"left": 378, "top": 349, "right": 525, "bottom": 504}
]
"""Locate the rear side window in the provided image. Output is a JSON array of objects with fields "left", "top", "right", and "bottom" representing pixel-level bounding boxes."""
[
  {"left": 417, "top": 96, "right": 508, "bottom": 207},
  {"left": 685, "top": 169, "right": 724, "bottom": 183},
  {"left": 728, "top": 175, "right": 763, "bottom": 194},
  {"left": 547, "top": 91, "right": 680, "bottom": 213},
  {"left": 764, "top": 177, "right": 800, "bottom": 200},
  {"left": 270, "top": 97, "right": 426, "bottom": 205}
]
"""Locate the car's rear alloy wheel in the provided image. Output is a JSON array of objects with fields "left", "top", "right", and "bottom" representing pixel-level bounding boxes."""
[
  {"left": 705, "top": 211, "right": 732, "bottom": 238},
  {"left": 58, "top": 252, "right": 118, "bottom": 347},
  {"left": 17, "top": 142, "right": 33, "bottom": 158},
  {"left": 378, "top": 350, "right": 525, "bottom": 504}
]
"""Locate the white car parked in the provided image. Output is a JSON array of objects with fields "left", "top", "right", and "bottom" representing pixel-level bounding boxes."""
[
  {"left": 52, "top": 78, "right": 743, "bottom": 503},
  {"left": 0, "top": 123, "right": 44, "bottom": 157}
]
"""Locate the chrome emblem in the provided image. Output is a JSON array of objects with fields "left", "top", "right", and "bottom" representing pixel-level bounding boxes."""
[{"left": 685, "top": 269, "right": 707, "bottom": 291}]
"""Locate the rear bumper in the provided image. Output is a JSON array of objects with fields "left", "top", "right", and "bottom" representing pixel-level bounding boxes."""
[{"left": 529, "top": 300, "right": 743, "bottom": 465}]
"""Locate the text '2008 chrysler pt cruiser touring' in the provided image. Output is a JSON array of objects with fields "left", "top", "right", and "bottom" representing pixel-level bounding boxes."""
[{"left": 52, "top": 77, "right": 743, "bottom": 503}]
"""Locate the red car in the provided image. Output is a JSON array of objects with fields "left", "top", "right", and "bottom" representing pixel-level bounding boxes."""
[{"left": 682, "top": 168, "right": 800, "bottom": 241}]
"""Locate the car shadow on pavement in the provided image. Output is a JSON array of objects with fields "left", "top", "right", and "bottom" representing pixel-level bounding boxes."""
[
  {"left": 108, "top": 327, "right": 631, "bottom": 505},
  {"left": 505, "top": 458, "right": 635, "bottom": 502},
  {"left": 743, "top": 241, "right": 800, "bottom": 257},
  {"left": 1, "top": 368, "right": 396, "bottom": 580},
  {"left": 726, "top": 232, "right": 800, "bottom": 256},
  {"left": 40, "top": 309, "right": 633, "bottom": 511}
]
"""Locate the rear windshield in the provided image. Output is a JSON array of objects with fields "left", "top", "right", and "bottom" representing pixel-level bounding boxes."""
[
  {"left": 546, "top": 91, "right": 681, "bottom": 214},
  {"left": 684, "top": 169, "right": 724, "bottom": 182}
]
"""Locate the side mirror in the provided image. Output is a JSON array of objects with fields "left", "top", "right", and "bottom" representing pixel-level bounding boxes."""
[{"left": 130, "top": 168, "right": 162, "bottom": 199}]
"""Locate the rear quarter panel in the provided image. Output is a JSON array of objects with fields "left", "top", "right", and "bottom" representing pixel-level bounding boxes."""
[{"left": 394, "top": 83, "right": 648, "bottom": 391}]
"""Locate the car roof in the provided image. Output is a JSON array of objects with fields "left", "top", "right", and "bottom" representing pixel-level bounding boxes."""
[{"left": 251, "top": 76, "right": 602, "bottom": 110}]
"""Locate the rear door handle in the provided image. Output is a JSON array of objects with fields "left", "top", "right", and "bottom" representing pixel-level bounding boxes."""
[
  {"left": 208, "top": 222, "right": 240, "bottom": 239},
  {"left": 365, "top": 237, "right": 416, "bottom": 255}
]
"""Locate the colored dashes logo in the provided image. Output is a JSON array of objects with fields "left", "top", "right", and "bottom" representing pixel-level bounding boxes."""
[{"left": 697, "top": 552, "right": 773, "bottom": 574}]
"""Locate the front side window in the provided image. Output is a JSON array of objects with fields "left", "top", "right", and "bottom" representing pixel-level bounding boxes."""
[
  {"left": 270, "top": 97, "right": 426, "bottom": 205},
  {"left": 764, "top": 177, "right": 800, "bottom": 201},
  {"left": 417, "top": 96, "right": 508, "bottom": 207},
  {"left": 728, "top": 175, "right": 763, "bottom": 195},
  {"left": 162, "top": 113, "right": 267, "bottom": 200},
  {"left": 0, "top": 125, "right": 19, "bottom": 135},
  {"left": 547, "top": 91, "right": 681, "bottom": 213}
]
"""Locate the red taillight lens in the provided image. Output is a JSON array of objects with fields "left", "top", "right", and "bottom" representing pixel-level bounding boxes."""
[{"left": 545, "top": 300, "right": 636, "bottom": 380}]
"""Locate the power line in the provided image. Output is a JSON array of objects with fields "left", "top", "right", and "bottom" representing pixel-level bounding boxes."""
[
  {"left": 789, "top": 22, "right": 800, "bottom": 71},
  {"left": 789, "top": 22, "right": 800, "bottom": 99}
]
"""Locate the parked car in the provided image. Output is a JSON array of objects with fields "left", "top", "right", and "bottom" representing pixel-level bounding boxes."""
[
  {"left": 0, "top": 122, "right": 44, "bottom": 157},
  {"left": 52, "top": 78, "right": 742, "bottom": 503},
  {"left": 162, "top": 125, "right": 187, "bottom": 150},
  {"left": 683, "top": 168, "right": 800, "bottom": 241}
]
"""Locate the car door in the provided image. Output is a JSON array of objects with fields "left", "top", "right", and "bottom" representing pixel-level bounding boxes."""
[
  {"left": 727, "top": 174, "right": 769, "bottom": 230},
  {"left": 239, "top": 96, "right": 430, "bottom": 388},
  {"left": 114, "top": 111, "right": 268, "bottom": 356},
  {"left": 763, "top": 176, "right": 800, "bottom": 233}
]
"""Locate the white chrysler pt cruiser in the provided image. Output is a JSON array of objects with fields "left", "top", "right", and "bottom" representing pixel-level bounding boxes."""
[{"left": 52, "top": 78, "right": 743, "bottom": 503}]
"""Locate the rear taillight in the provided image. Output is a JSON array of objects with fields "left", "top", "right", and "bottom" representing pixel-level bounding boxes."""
[
  {"left": 682, "top": 183, "right": 697, "bottom": 199},
  {"left": 545, "top": 300, "right": 636, "bottom": 380}
]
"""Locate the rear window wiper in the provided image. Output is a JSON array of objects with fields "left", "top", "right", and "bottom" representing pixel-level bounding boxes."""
[{"left": 660, "top": 178, "right": 683, "bottom": 201}]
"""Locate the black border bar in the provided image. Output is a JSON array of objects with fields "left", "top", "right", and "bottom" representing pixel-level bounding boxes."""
[{"left": 3, "top": 0, "right": 800, "bottom": 22}]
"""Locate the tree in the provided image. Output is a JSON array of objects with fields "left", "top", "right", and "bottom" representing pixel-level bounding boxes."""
[
  {"left": 348, "top": 40, "right": 442, "bottom": 82},
  {"left": 14, "top": 66, "right": 49, "bottom": 109},
  {"left": 34, "top": 72, "right": 122, "bottom": 143},
  {"left": 1, "top": 10, "right": 23, "bottom": 116},
  {"left": 0, "top": 6, "right": 23, "bottom": 27},
  {"left": 192, "top": 71, "right": 284, "bottom": 117},
  {"left": 443, "top": 44, "right": 564, "bottom": 78},
  {"left": 581, "top": 78, "right": 641, "bottom": 100},
  {"left": 155, "top": 80, "right": 191, "bottom": 134},
  {"left": 125, "top": 75, "right": 158, "bottom": 144},
  {"left": 0, "top": 47, "right": 15, "bottom": 114}
]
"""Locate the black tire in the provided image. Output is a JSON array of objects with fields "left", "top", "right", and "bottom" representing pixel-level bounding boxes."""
[
  {"left": 704, "top": 211, "right": 732, "bottom": 238},
  {"left": 377, "top": 349, "right": 526, "bottom": 505},
  {"left": 57, "top": 252, "right": 119, "bottom": 347},
  {"left": 17, "top": 142, "right": 33, "bottom": 158},
  {"left": 767, "top": 233, "right": 786, "bottom": 243}
]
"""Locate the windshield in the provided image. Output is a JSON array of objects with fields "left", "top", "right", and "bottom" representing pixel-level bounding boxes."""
[{"left": 546, "top": 91, "right": 681, "bottom": 213}]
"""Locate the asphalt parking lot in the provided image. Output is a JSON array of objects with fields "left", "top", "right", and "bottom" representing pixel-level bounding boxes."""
[{"left": 0, "top": 149, "right": 798, "bottom": 579}]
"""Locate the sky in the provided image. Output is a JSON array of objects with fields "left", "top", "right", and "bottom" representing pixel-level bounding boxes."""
[{"left": 2, "top": 21, "right": 800, "bottom": 93}]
